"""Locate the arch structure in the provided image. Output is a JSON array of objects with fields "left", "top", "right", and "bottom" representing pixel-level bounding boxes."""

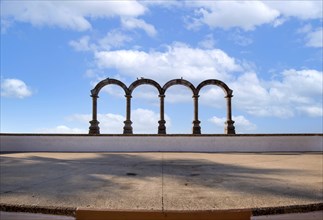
[{"left": 89, "top": 78, "right": 235, "bottom": 135}]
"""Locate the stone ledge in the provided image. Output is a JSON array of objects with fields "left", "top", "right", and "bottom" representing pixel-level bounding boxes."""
[{"left": 0, "top": 133, "right": 322, "bottom": 137}]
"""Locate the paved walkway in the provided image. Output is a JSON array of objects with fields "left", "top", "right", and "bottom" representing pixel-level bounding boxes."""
[{"left": 0, "top": 152, "right": 322, "bottom": 218}]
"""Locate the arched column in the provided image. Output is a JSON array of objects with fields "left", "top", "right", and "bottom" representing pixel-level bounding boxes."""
[
  {"left": 163, "top": 79, "right": 198, "bottom": 134},
  {"left": 89, "top": 94, "right": 100, "bottom": 135},
  {"left": 123, "top": 94, "right": 133, "bottom": 134},
  {"left": 225, "top": 95, "right": 235, "bottom": 134},
  {"left": 129, "top": 78, "right": 163, "bottom": 134},
  {"left": 158, "top": 94, "right": 166, "bottom": 134},
  {"left": 192, "top": 94, "right": 201, "bottom": 134}
]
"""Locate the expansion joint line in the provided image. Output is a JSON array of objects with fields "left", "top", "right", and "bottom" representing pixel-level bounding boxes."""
[{"left": 161, "top": 152, "right": 164, "bottom": 212}]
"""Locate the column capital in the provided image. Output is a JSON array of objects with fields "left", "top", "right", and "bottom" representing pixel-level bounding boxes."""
[
  {"left": 125, "top": 94, "right": 132, "bottom": 98},
  {"left": 159, "top": 94, "right": 165, "bottom": 98},
  {"left": 91, "top": 94, "right": 99, "bottom": 98},
  {"left": 225, "top": 94, "right": 233, "bottom": 98},
  {"left": 192, "top": 94, "right": 200, "bottom": 98}
]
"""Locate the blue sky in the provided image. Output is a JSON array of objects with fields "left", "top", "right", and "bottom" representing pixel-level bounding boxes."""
[{"left": 1, "top": 0, "right": 322, "bottom": 134}]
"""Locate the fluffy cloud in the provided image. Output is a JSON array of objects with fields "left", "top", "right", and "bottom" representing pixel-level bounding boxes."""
[
  {"left": 121, "top": 17, "right": 157, "bottom": 37},
  {"left": 94, "top": 43, "right": 242, "bottom": 83},
  {"left": 69, "top": 30, "right": 133, "bottom": 52},
  {"left": 209, "top": 115, "right": 257, "bottom": 133},
  {"left": 198, "top": 34, "right": 216, "bottom": 49},
  {"left": 69, "top": 36, "right": 94, "bottom": 52},
  {"left": 297, "top": 25, "right": 323, "bottom": 48},
  {"left": 297, "top": 106, "right": 323, "bottom": 118},
  {"left": 1, "top": 78, "right": 32, "bottom": 98},
  {"left": 305, "top": 28, "right": 323, "bottom": 48},
  {"left": 99, "top": 30, "right": 133, "bottom": 50},
  {"left": 132, "top": 108, "right": 171, "bottom": 133},
  {"left": 187, "top": 1, "right": 322, "bottom": 31},
  {"left": 187, "top": 1, "right": 279, "bottom": 31},
  {"left": 266, "top": 1, "right": 323, "bottom": 20},
  {"left": 1, "top": 1, "right": 146, "bottom": 31},
  {"left": 232, "top": 69, "right": 323, "bottom": 118}
]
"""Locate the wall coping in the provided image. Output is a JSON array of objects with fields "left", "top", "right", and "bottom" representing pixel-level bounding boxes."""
[{"left": 1, "top": 133, "right": 322, "bottom": 137}]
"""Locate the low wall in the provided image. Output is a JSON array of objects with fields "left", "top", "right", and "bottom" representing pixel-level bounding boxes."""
[{"left": 0, "top": 134, "right": 322, "bottom": 152}]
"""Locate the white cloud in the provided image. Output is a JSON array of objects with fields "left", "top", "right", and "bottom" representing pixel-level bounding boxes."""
[
  {"left": 232, "top": 69, "right": 323, "bottom": 118},
  {"left": 297, "top": 24, "right": 313, "bottom": 34},
  {"left": 278, "top": 69, "right": 322, "bottom": 96},
  {"left": 198, "top": 34, "right": 216, "bottom": 49},
  {"left": 297, "top": 25, "right": 323, "bottom": 48},
  {"left": 199, "top": 87, "right": 227, "bottom": 108},
  {"left": 209, "top": 115, "right": 257, "bottom": 133},
  {"left": 187, "top": 1, "right": 279, "bottom": 31},
  {"left": 186, "top": 1, "right": 322, "bottom": 31},
  {"left": 69, "top": 30, "right": 133, "bottom": 52},
  {"left": 305, "top": 28, "right": 323, "bottom": 48},
  {"left": 37, "top": 125, "right": 86, "bottom": 134},
  {"left": 99, "top": 30, "right": 132, "bottom": 50},
  {"left": 132, "top": 108, "right": 171, "bottom": 134},
  {"left": 94, "top": 43, "right": 242, "bottom": 83},
  {"left": 1, "top": 1, "right": 146, "bottom": 31},
  {"left": 69, "top": 36, "right": 94, "bottom": 52},
  {"left": 1, "top": 78, "right": 32, "bottom": 98},
  {"left": 68, "top": 113, "right": 125, "bottom": 134},
  {"left": 297, "top": 106, "right": 323, "bottom": 117},
  {"left": 121, "top": 17, "right": 157, "bottom": 37},
  {"left": 266, "top": 1, "right": 323, "bottom": 20}
]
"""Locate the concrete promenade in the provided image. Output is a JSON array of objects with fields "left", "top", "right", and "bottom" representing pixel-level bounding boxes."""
[{"left": 0, "top": 152, "right": 322, "bottom": 219}]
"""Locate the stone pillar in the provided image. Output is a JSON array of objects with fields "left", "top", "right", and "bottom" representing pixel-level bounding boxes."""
[
  {"left": 192, "top": 94, "right": 201, "bottom": 134},
  {"left": 123, "top": 94, "right": 133, "bottom": 134},
  {"left": 89, "top": 94, "right": 100, "bottom": 135},
  {"left": 158, "top": 94, "right": 166, "bottom": 134},
  {"left": 225, "top": 95, "right": 235, "bottom": 134}
]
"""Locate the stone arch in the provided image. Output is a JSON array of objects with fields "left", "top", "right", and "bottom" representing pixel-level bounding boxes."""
[
  {"left": 196, "top": 79, "right": 235, "bottom": 134},
  {"left": 128, "top": 78, "right": 162, "bottom": 95},
  {"left": 162, "top": 79, "right": 197, "bottom": 95},
  {"left": 162, "top": 79, "right": 200, "bottom": 134},
  {"left": 91, "top": 78, "right": 129, "bottom": 97},
  {"left": 128, "top": 78, "right": 165, "bottom": 134},
  {"left": 196, "top": 79, "right": 232, "bottom": 97},
  {"left": 89, "top": 78, "right": 132, "bottom": 135}
]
